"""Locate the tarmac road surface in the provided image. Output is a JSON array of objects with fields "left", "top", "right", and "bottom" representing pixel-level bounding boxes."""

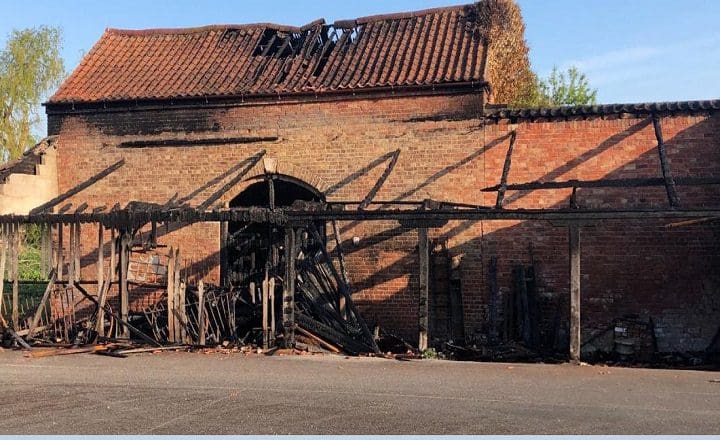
[{"left": 0, "top": 351, "right": 718, "bottom": 434}]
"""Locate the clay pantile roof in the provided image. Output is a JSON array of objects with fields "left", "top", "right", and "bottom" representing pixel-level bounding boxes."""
[
  {"left": 49, "top": 4, "right": 487, "bottom": 104},
  {"left": 484, "top": 99, "right": 720, "bottom": 120}
]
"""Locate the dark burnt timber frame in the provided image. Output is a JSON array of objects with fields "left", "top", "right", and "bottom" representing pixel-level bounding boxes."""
[
  {"left": 652, "top": 115, "right": 681, "bottom": 207},
  {"left": 477, "top": 117, "right": 720, "bottom": 361},
  {"left": 1, "top": 205, "right": 720, "bottom": 226},
  {"left": 495, "top": 130, "right": 517, "bottom": 209},
  {"left": 2, "top": 203, "right": 719, "bottom": 354}
]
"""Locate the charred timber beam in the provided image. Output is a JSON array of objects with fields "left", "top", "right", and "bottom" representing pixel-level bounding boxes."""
[
  {"left": 2, "top": 207, "right": 720, "bottom": 226},
  {"left": 482, "top": 176, "right": 720, "bottom": 192},
  {"left": 418, "top": 227, "right": 429, "bottom": 351},
  {"left": 119, "top": 230, "right": 131, "bottom": 338},
  {"left": 72, "top": 281, "right": 160, "bottom": 346},
  {"left": 285, "top": 208, "right": 720, "bottom": 222},
  {"left": 282, "top": 227, "right": 296, "bottom": 347},
  {"left": 358, "top": 149, "right": 401, "bottom": 210},
  {"left": 117, "top": 136, "right": 278, "bottom": 149},
  {"left": 27, "top": 269, "right": 57, "bottom": 339},
  {"left": 30, "top": 160, "right": 125, "bottom": 215},
  {"left": 569, "top": 223, "right": 581, "bottom": 363},
  {"left": 495, "top": 130, "right": 518, "bottom": 209},
  {"left": 196, "top": 150, "right": 266, "bottom": 211},
  {"left": 652, "top": 115, "right": 681, "bottom": 207}
]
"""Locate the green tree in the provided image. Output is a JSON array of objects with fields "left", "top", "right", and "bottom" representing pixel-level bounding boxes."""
[
  {"left": 540, "top": 66, "right": 597, "bottom": 106},
  {"left": 0, "top": 26, "right": 64, "bottom": 162},
  {"left": 513, "top": 66, "right": 598, "bottom": 108}
]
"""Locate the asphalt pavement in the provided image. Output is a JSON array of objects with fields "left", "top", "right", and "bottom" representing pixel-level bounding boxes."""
[{"left": 0, "top": 350, "right": 718, "bottom": 434}]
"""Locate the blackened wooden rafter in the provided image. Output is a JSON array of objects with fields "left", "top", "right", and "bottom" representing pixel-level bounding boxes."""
[
  {"left": 495, "top": 130, "right": 517, "bottom": 209},
  {"left": 652, "top": 115, "right": 681, "bottom": 208}
]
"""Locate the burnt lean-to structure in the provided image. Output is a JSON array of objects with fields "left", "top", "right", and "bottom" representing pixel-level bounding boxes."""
[{"left": 0, "top": 2, "right": 719, "bottom": 362}]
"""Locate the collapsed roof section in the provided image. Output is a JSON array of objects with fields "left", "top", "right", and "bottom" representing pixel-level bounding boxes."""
[{"left": 48, "top": 4, "right": 488, "bottom": 105}]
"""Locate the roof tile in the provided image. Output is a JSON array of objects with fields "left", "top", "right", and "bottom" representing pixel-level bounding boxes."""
[{"left": 49, "top": 3, "right": 487, "bottom": 103}]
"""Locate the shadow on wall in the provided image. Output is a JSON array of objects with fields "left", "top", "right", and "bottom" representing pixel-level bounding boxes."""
[
  {"left": 341, "top": 114, "right": 720, "bottom": 353},
  {"left": 71, "top": 114, "right": 720, "bottom": 354}
]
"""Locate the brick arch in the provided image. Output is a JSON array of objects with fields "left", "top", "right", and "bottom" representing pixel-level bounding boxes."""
[{"left": 242, "top": 160, "right": 330, "bottom": 195}]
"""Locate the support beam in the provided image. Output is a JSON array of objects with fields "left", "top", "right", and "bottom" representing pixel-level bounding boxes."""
[
  {"left": 358, "top": 149, "right": 401, "bottom": 210},
  {"left": 12, "top": 223, "right": 19, "bottom": 329},
  {"left": 29, "top": 159, "right": 125, "bottom": 215},
  {"left": 27, "top": 269, "right": 57, "bottom": 339},
  {"left": 172, "top": 248, "right": 181, "bottom": 342},
  {"left": 74, "top": 223, "right": 81, "bottom": 282},
  {"left": 331, "top": 220, "right": 349, "bottom": 319},
  {"left": 495, "top": 130, "right": 518, "bottom": 209},
  {"left": 56, "top": 224, "right": 64, "bottom": 282},
  {"left": 220, "top": 203, "right": 229, "bottom": 287},
  {"left": 166, "top": 246, "right": 176, "bottom": 343},
  {"left": 652, "top": 115, "right": 680, "bottom": 207},
  {"left": 198, "top": 280, "right": 205, "bottom": 346},
  {"left": 282, "top": 227, "right": 296, "bottom": 347},
  {"left": 568, "top": 223, "right": 581, "bottom": 363},
  {"left": 262, "top": 267, "right": 269, "bottom": 349},
  {"left": 0, "top": 224, "right": 7, "bottom": 319},
  {"left": 72, "top": 281, "right": 159, "bottom": 347},
  {"left": 95, "top": 224, "right": 105, "bottom": 334},
  {"left": 68, "top": 223, "right": 75, "bottom": 289},
  {"left": 119, "top": 230, "right": 130, "bottom": 338},
  {"left": 418, "top": 227, "right": 429, "bottom": 351},
  {"left": 178, "top": 281, "right": 187, "bottom": 344}
]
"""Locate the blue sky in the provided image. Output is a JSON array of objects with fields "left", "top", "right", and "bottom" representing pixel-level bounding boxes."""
[{"left": 1, "top": 0, "right": 719, "bottom": 104}]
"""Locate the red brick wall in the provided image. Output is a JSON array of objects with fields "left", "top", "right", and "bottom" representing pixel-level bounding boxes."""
[{"left": 47, "top": 92, "right": 720, "bottom": 351}]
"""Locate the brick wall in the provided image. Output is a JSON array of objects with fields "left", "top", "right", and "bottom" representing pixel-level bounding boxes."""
[{"left": 47, "top": 92, "right": 720, "bottom": 351}]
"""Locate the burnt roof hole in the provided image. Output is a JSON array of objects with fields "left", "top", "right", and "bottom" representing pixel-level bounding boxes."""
[
  {"left": 253, "top": 29, "right": 304, "bottom": 59},
  {"left": 349, "top": 25, "right": 363, "bottom": 43}
]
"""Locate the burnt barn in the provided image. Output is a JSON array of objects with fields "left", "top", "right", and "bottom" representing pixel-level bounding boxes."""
[{"left": 0, "top": 2, "right": 719, "bottom": 362}]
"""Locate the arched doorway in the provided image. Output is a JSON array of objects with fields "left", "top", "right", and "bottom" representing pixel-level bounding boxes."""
[{"left": 224, "top": 175, "right": 324, "bottom": 287}]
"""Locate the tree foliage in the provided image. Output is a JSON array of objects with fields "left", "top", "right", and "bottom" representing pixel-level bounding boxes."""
[
  {"left": 522, "top": 66, "right": 598, "bottom": 107},
  {"left": 465, "top": 0, "right": 537, "bottom": 106},
  {"left": 0, "top": 26, "right": 64, "bottom": 161}
]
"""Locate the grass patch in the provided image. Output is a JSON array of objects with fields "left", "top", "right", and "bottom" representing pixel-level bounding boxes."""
[{"left": 2, "top": 281, "right": 48, "bottom": 301}]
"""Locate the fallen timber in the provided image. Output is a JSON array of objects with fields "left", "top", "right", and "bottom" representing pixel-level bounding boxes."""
[{"left": 1, "top": 194, "right": 719, "bottom": 360}]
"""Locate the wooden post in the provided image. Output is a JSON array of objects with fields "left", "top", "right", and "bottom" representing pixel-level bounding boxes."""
[
  {"left": 262, "top": 267, "right": 269, "bottom": 349},
  {"left": 73, "top": 222, "right": 81, "bottom": 282},
  {"left": 282, "top": 227, "right": 296, "bottom": 347},
  {"left": 12, "top": 223, "right": 20, "bottom": 329},
  {"left": 28, "top": 269, "right": 57, "bottom": 338},
  {"left": 0, "top": 224, "right": 7, "bottom": 318},
  {"left": 198, "top": 280, "right": 205, "bottom": 345},
  {"left": 95, "top": 224, "right": 105, "bottom": 334},
  {"left": 569, "top": 223, "right": 581, "bottom": 363},
  {"left": 269, "top": 277, "right": 276, "bottom": 346},
  {"left": 96, "top": 224, "right": 104, "bottom": 295},
  {"left": 178, "top": 281, "right": 187, "bottom": 343},
  {"left": 166, "top": 246, "right": 176, "bottom": 343},
  {"left": 119, "top": 230, "right": 130, "bottom": 338},
  {"left": 56, "top": 224, "right": 64, "bottom": 282},
  {"left": 220, "top": 201, "right": 229, "bottom": 287},
  {"left": 40, "top": 224, "right": 47, "bottom": 277},
  {"left": 68, "top": 223, "right": 75, "bottom": 288},
  {"left": 173, "top": 248, "right": 181, "bottom": 342},
  {"left": 418, "top": 227, "right": 429, "bottom": 351},
  {"left": 331, "top": 221, "right": 348, "bottom": 319}
]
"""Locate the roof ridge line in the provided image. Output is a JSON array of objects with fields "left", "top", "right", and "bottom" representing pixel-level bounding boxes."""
[
  {"left": 106, "top": 20, "right": 325, "bottom": 36},
  {"left": 104, "top": 3, "right": 474, "bottom": 36},
  {"left": 353, "top": 3, "right": 472, "bottom": 25}
]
